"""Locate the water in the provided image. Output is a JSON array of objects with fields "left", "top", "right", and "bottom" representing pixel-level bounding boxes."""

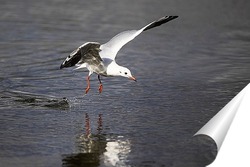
[{"left": 1, "top": 0, "right": 250, "bottom": 166}]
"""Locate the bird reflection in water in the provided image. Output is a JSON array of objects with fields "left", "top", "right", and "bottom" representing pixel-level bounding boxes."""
[{"left": 62, "top": 113, "right": 131, "bottom": 167}]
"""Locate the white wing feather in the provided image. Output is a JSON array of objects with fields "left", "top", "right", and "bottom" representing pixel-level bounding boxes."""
[
  {"left": 100, "top": 29, "right": 143, "bottom": 60},
  {"left": 99, "top": 16, "right": 178, "bottom": 60}
]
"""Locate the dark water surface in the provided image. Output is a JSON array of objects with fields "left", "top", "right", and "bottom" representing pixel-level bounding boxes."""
[{"left": 1, "top": 0, "right": 250, "bottom": 166}]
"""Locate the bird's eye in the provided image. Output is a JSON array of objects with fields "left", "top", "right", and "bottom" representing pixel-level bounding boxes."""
[{"left": 125, "top": 72, "right": 127, "bottom": 75}]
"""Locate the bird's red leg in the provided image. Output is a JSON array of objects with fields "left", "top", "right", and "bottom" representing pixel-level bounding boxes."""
[
  {"left": 85, "top": 76, "right": 90, "bottom": 94},
  {"left": 98, "top": 75, "right": 103, "bottom": 93}
]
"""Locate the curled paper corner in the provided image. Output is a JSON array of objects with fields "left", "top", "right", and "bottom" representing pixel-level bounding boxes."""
[{"left": 194, "top": 83, "right": 250, "bottom": 166}]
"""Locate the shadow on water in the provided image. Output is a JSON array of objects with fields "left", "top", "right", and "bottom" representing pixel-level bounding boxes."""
[
  {"left": 62, "top": 113, "right": 131, "bottom": 167},
  {"left": 1, "top": 90, "right": 70, "bottom": 110}
]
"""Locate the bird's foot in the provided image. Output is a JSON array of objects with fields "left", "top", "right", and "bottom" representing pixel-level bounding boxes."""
[{"left": 98, "top": 84, "right": 103, "bottom": 94}]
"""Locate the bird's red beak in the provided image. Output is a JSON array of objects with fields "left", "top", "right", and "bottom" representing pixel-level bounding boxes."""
[{"left": 129, "top": 76, "right": 137, "bottom": 82}]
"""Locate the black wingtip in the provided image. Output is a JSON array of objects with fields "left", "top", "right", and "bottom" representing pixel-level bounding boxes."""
[
  {"left": 143, "top": 15, "right": 178, "bottom": 32},
  {"left": 171, "top": 16, "right": 178, "bottom": 20},
  {"left": 162, "top": 15, "right": 178, "bottom": 22},
  {"left": 170, "top": 16, "right": 178, "bottom": 19}
]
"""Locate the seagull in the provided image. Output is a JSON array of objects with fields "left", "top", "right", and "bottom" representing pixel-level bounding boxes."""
[{"left": 60, "top": 16, "right": 178, "bottom": 94}]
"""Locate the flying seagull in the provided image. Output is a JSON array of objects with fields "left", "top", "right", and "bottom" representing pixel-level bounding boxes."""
[{"left": 60, "top": 16, "right": 178, "bottom": 94}]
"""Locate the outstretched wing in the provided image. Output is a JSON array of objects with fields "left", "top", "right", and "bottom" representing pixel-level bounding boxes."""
[
  {"left": 100, "top": 16, "right": 178, "bottom": 60},
  {"left": 60, "top": 42, "right": 102, "bottom": 69}
]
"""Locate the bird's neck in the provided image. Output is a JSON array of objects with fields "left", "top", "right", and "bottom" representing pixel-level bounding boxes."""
[{"left": 106, "top": 61, "right": 122, "bottom": 76}]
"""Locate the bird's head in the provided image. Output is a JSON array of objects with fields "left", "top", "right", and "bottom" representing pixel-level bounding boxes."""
[{"left": 119, "top": 66, "right": 136, "bottom": 81}]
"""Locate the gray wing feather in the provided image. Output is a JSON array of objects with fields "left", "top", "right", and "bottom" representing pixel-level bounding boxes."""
[{"left": 60, "top": 42, "right": 101, "bottom": 69}]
